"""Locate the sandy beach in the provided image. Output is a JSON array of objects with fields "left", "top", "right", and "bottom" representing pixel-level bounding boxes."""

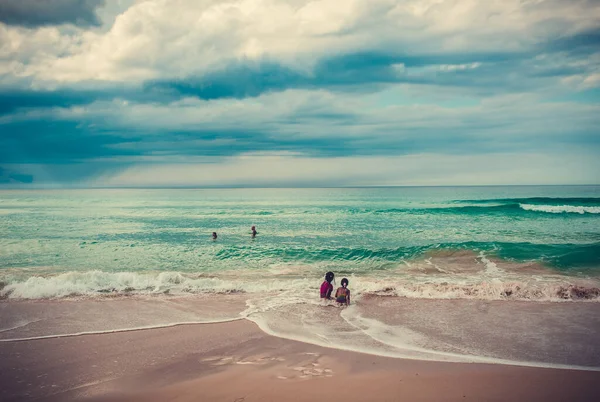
[{"left": 1, "top": 319, "right": 598, "bottom": 402}]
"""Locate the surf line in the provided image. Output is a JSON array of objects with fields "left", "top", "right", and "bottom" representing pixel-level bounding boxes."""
[
  {"left": 0, "top": 319, "right": 43, "bottom": 334},
  {"left": 3, "top": 314, "right": 600, "bottom": 373},
  {"left": 0, "top": 317, "right": 244, "bottom": 343}
]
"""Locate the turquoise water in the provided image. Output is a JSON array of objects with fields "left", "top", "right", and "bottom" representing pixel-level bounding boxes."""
[{"left": 1, "top": 186, "right": 599, "bottom": 299}]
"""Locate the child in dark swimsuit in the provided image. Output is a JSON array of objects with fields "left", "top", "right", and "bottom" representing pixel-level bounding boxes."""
[
  {"left": 335, "top": 278, "right": 350, "bottom": 306},
  {"left": 320, "top": 272, "right": 334, "bottom": 300}
]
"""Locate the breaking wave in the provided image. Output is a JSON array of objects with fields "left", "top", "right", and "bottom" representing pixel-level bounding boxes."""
[
  {"left": 340, "top": 201, "right": 600, "bottom": 215},
  {"left": 2, "top": 270, "right": 599, "bottom": 302},
  {"left": 519, "top": 204, "right": 600, "bottom": 214},
  {"left": 458, "top": 197, "right": 600, "bottom": 206}
]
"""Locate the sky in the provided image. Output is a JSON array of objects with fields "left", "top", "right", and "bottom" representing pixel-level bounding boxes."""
[{"left": 0, "top": 0, "right": 599, "bottom": 187}]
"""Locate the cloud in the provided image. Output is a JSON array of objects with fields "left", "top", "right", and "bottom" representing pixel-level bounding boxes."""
[
  {"left": 1, "top": 1, "right": 597, "bottom": 97},
  {"left": 0, "top": 117, "right": 144, "bottom": 164},
  {"left": 1, "top": 88, "right": 597, "bottom": 172},
  {"left": 0, "top": 0, "right": 106, "bottom": 28},
  {"left": 87, "top": 89, "right": 600, "bottom": 148},
  {"left": 144, "top": 23, "right": 600, "bottom": 101},
  {"left": 0, "top": 0, "right": 598, "bottom": 187},
  {"left": 145, "top": 51, "right": 522, "bottom": 101},
  {"left": 5, "top": 149, "right": 598, "bottom": 187},
  {"left": 93, "top": 152, "right": 600, "bottom": 187},
  {"left": 0, "top": 166, "right": 33, "bottom": 184},
  {"left": 2, "top": 0, "right": 593, "bottom": 83},
  {"left": 0, "top": 88, "right": 103, "bottom": 115}
]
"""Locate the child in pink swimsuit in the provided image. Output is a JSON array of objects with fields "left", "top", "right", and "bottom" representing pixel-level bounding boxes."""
[{"left": 320, "top": 272, "right": 334, "bottom": 299}]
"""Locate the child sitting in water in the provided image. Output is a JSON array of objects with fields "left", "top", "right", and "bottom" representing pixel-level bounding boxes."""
[
  {"left": 335, "top": 278, "right": 351, "bottom": 306},
  {"left": 320, "top": 271, "right": 335, "bottom": 300}
]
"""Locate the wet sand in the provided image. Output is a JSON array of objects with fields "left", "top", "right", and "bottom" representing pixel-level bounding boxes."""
[{"left": 1, "top": 320, "right": 598, "bottom": 402}]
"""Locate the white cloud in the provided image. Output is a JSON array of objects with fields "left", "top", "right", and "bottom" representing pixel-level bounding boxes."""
[
  {"left": 2, "top": 0, "right": 597, "bottom": 84},
  {"left": 582, "top": 73, "right": 600, "bottom": 88},
  {"left": 94, "top": 151, "right": 600, "bottom": 187},
  {"left": 0, "top": 24, "right": 78, "bottom": 80}
]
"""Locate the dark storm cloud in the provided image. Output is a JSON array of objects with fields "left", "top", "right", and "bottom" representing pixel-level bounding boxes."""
[
  {"left": 0, "top": 119, "right": 142, "bottom": 163},
  {"left": 0, "top": 85, "right": 185, "bottom": 116},
  {"left": 0, "top": 166, "right": 33, "bottom": 183},
  {"left": 145, "top": 52, "right": 493, "bottom": 100},
  {"left": 0, "top": 88, "right": 103, "bottom": 115},
  {"left": 0, "top": 0, "right": 105, "bottom": 28},
  {"left": 146, "top": 62, "right": 307, "bottom": 100},
  {"left": 143, "top": 26, "right": 600, "bottom": 101},
  {"left": 0, "top": 113, "right": 355, "bottom": 165},
  {"left": 543, "top": 27, "right": 600, "bottom": 54}
]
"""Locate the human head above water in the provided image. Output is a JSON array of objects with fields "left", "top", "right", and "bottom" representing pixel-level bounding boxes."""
[
  {"left": 325, "top": 271, "right": 334, "bottom": 283},
  {"left": 341, "top": 278, "right": 349, "bottom": 287}
]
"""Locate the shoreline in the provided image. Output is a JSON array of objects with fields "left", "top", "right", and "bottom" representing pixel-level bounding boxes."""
[
  {"left": 2, "top": 314, "right": 599, "bottom": 373},
  {"left": 1, "top": 319, "right": 598, "bottom": 402},
  {"left": 0, "top": 318, "right": 246, "bottom": 343},
  {"left": 2, "top": 296, "right": 600, "bottom": 372}
]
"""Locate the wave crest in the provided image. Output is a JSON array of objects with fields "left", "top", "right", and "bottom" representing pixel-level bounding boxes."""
[
  {"left": 459, "top": 197, "right": 600, "bottom": 206},
  {"left": 519, "top": 204, "right": 600, "bottom": 214},
  {"left": 2, "top": 270, "right": 599, "bottom": 302}
]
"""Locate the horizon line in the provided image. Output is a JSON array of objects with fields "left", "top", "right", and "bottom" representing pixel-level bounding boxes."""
[{"left": 1, "top": 184, "right": 599, "bottom": 190}]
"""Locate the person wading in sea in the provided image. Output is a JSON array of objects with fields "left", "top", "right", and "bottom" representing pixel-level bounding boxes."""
[{"left": 320, "top": 272, "right": 335, "bottom": 300}]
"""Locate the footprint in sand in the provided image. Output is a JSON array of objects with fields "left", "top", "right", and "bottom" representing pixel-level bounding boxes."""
[
  {"left": 201, "top": 356, "right": 233, "bottom": 365},
  {"left": 203, "top": 354, "right": 333, "bottom": 380},
  {"left": 287, "top": 366, "right": 333, "bottom": 379},
  {"left": 201, "top": 356, "right": 223, "bottom": 362},
  {"left": 203, "top": 355, "right": 286, "bottom": 366}
]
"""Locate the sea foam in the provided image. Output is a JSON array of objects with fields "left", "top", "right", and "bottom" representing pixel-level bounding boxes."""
[
  {"left": 519, "top": 204, "right": 600, "bottom": 214},
  {"left": 2, "top": 270, "right": 599, "bottom": 302}
]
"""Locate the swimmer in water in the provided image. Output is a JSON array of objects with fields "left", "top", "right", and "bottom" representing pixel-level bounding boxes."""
[
  {"left": 212, "top": 232, "right": 217, "bottom": 240},
  {"left": 335, "top": 278, "right": 350, "bottom": 306},
  {"left": 320, "top": 271, "right": 335, "bottom": 300},
  {"left": 251, "top": 225, "right": 258, "bottom": 238}
]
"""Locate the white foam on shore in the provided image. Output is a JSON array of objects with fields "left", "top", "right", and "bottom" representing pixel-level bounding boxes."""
[
  {"left": 242, "top": 294, "right": 600, "bottom": 372},
  {"left": 520, "top": 204, "right": 600, "bottom": 214},
  {"left": 0, "top": 271, "right": 313, "bottom": 299},
  {"left": 0, "top": 317, "right": 243, "bottom": 343},
  {"left": 241, "top": 293, "right": 476, "bottom": 365},
  {"left": 478, "top": 251, "right": 502, "bottom": 276},
  {"left": 0, "top": 319, "right": 43, "bottom": 334}
]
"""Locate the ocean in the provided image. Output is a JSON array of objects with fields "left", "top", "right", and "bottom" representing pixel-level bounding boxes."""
[{"left": 1, "top": 186, "right": 600, "bottom": 369}]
